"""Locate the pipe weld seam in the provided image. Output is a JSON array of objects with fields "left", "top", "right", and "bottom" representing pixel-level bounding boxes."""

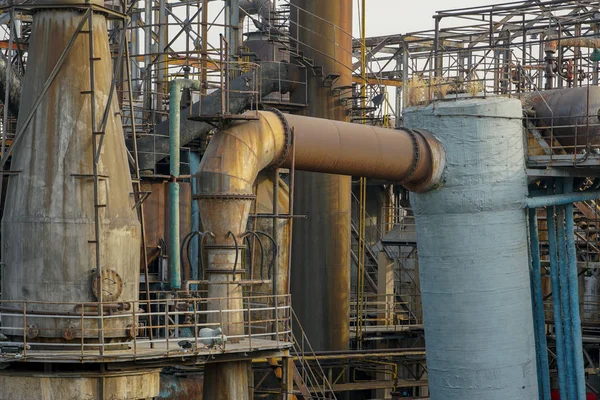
[
  {"left": 263, "top": 107, "right": 291, "bottom": 168},
  {"left": 398, "top": 128, "right": 421, "bottom": 185}
]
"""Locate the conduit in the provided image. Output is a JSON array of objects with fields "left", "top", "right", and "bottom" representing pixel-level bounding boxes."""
[
  {"left": 547, "top": 200, "right": 568, "bottom": 400},
  {"left": 194, "top": 109, "right": 444, "bottom": 400},
  {"left": 169, "top": 79, "right": 202, "bottom": 289},
  {"left": 564, "top": 178, "right": 587, "bottom": 399},
  {"left": 528, "top": 209, "right": 551, "bottom": 399}
]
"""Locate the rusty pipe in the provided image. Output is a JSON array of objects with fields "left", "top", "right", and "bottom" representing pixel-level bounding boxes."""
[
  {"left": 196, "top": 111, "right": 444, "bottom": 232},
  {"left": 280, "top": 113, "right": 444, "bottom": 192},
  {"left": 547, "top": 37, "right": 600, "bottom": 50}
]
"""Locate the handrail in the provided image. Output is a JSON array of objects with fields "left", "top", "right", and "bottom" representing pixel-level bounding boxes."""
[
  {"left": 290, "top": 308, "right": 337, "bottom": 399},
  {"left": 0, "top": 293, "right": 293, "bottom": 363}
]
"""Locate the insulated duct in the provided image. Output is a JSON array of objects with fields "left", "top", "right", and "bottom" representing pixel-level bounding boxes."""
[
  {"left": 196, "top": 110, "right": 444, "bottom": 400},
  {"left": 404, "top": 98, "right": 538, "bottom": 400}
]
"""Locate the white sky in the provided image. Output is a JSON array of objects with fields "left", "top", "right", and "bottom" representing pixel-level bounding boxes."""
[{"left": 353, "top": 0, "right": 508, "bottom": 36}]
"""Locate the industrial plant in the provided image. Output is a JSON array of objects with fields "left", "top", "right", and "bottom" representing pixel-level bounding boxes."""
[{"left": 2, "top": 0, "right": 600, "bottom": 398}]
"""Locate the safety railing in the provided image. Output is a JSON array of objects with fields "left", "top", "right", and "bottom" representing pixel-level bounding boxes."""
[
  {"left": 349, "top": 293, "right": 422, "bottom": 330},
  {"left": 0, "top": 293, "right": 292, "bottom": 362},
  {"left": 525, "top": 112, "right": 600, "bottom": 168},
  {"left": 259, "top": 61, "right": 308, "bottom": 107}
]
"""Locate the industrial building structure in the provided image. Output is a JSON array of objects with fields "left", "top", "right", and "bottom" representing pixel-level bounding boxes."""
[{"left": 0, "top": 0, "right": 600, "bottom": 399}]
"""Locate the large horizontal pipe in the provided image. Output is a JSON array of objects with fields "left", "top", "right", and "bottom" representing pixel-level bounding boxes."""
[
  {"left": 196, "top": 110, "right": 444, "bottom": 242},
  {"left": 197, "top": 111, "right": 443, "bottom": 204},
  {"left": 280, "top": 113, "right": 443, "bottom": 191}
]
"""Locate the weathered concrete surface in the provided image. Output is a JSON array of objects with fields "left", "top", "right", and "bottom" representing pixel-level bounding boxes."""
[{"left": 0, "top": 369, "right": 160, "bottom": 400}]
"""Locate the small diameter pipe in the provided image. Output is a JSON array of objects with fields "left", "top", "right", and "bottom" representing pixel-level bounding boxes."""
[
  {"left": 528, "top": 208, "right": 551, "bottom": 400},
  {"left": 557, "top": 204, "right": 577, "bottom": 399},
  {"left": 170, "top": 79, "right": 202, "bottom": 289},
  {"left": 526, "top": 190, "right": 600, "bottom": 208},
  {"left": 564, "top": 178, "right": 587, "bottom": 400},
  {"left": 546, "top": 203, "right": 568, "bottom": 400}
]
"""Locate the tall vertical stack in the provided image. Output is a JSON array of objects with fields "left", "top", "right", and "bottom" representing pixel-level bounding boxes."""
[
  {"left": 290, "top": 0, "right": 353, "bottom": 352},
  {"left": 1, "top": 1, "right": 140, "bottom": 340}
]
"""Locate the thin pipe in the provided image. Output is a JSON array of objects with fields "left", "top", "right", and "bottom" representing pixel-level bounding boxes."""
[
  {"left": 254, "top": 231, "right": 277, "bottom": 280},
  {"left": 564, "top": 178, "right": 587, "bottom": 400},
  {"left": 242, "top": 231, "right": 265, "bottom": 280},
  {"left": 170, "top": 79, "right": 202, "bottom": 289},
  {"left": 227, "top": 231, "right": 240, "bottom": 280},
  {"left": 528, "top": 208, "right": 551, "bottom": 400},
  {"left": 546, "top": 203, "right": 569, "bottom": 400},
  {"left": 557, "top": 204, "right": 577, "bottom": 399},
  {"left": 526, "top": 190, "right": 600, "bottom": 208}
]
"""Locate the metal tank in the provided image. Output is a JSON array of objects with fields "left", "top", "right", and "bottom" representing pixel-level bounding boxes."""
[
  {"left": 1, "top": 2, "right": 140, "bottom": 340},
  {"left": 243, "top": 31, "right": 290, "bottom": 63},
  {"left": 290, "top": 0, "right": 353, "bottom": 352},
  {"left": 404, "top": 97, "right": 538, "bottom": 399},
  {"left": 524, "top": 86, "right": 600, "bottom": 149}
]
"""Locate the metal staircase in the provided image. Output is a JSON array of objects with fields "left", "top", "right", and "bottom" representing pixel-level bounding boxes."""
[{"left": 262, "top": 309, "right": 337, "bottom": 399}]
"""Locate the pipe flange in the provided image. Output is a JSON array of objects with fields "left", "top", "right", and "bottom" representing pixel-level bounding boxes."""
[
  {"left": 403, "top": 129, "right": 446, "bottom": 193},
  {"left": 193, "top": 193, "right": 257, "bottom": 201},
  {"left": 26, "top": 324, "right": 39, "bottom": 340},
  {"left": 398, "top": 128, "right": 420, "bottom": 186},
  {"left": 263, "top": 107, "right": 292, "bottom": 168},
  {"left": 62, "top": 326, "right": 76, "bottom": 341}
]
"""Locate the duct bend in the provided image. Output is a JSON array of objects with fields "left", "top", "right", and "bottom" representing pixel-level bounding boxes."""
[{"left": 196, "top": 110, "right": 445, "bottom": 244}]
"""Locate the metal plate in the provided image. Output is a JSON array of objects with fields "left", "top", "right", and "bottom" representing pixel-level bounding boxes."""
[{"left": 92, "top": 269, "right": 124, "bottom": 302}]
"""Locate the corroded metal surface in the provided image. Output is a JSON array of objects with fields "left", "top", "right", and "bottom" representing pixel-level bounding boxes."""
[
  {"left": 159, "top": 371, "right": 204, "bottom": 400},
  {"left": 0, "top": 369, "right": 160, "bottom": 400},
  {"left": 196, "top": 109, "right": 443, "bottom": 356},
  {"left": 290, "top": 0, "right": 353, "bottom": 352},
  {"left": 141, "top": 180, "right": 191, "bottom": 272},
  {"left": 203, "top": 361, "right": 250, "bottom": 400},
  {"left": 1, "top": 10, "right": 140, "bottom": 339}
]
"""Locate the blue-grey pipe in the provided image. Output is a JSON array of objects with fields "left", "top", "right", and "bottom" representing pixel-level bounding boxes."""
[
  {"left": 546, "top": 204, "right": 569, "bottom": 400},
  {"left": 564, "top": 178, "right": 587, "bottom": 399},
  {"left": 528, "top": 209, "right": 551, "bottom": 400},
  {"left": 527, "top": 191, "right": 600, "bottom": 208},
  {"left": 169, "top": 79, "right": 202, "bottom": 289},
  {"left": 557, "top": 205, "right": 577, "bottom": 399}
]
